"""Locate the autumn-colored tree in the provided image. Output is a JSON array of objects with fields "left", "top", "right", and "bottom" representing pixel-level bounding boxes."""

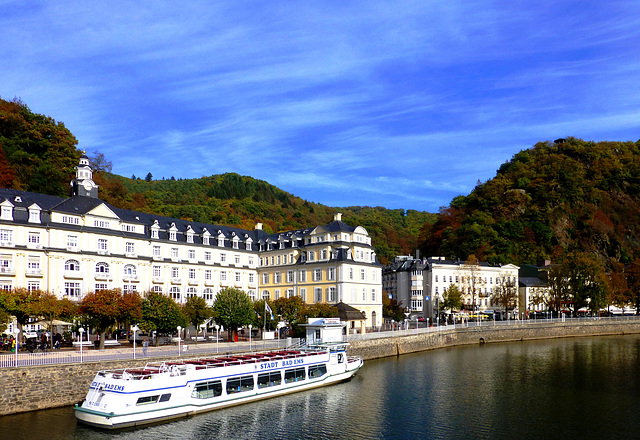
[
  {"left": 606, "top": 261, "right": 630, "bottom": 312},
  {"left": 491, "top": 272, "right": 519, "bottom": 320},
  {"left": 382, "top": 295, "right": 406, "bottom": 323},
  {"left": 0, "top": 144, "right": 15, "bottom": 188},
  {"left": 79, "top": 289, "right": 124, "bottom": 350}
]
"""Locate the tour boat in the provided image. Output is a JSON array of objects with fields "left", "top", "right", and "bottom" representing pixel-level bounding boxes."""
[{"left": 75, "top": 343, "right": 363, "bottom": 429}]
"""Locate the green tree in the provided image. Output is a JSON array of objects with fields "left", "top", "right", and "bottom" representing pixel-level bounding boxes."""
[
  {"left": 140, "top": 292, "right": 187, "bottom": 346},
  {"left": 182, "top": 296, "right": 213, "bottom": 343},
  {"left": 212, "top": 287, "right": 254, "bottom": 342},
  {"left": 382, "top": 295, "right": 406, "bottom": 323},
  {"left": 441, "top": 284, "right": 463, "bottom": 322},
  {"left": 145, "top": 172, "right": 153, "bottom": 182}
]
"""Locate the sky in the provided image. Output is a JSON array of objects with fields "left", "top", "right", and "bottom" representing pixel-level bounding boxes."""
[{"left": 1, "top": 1, "right": 640, "bottom": 213}]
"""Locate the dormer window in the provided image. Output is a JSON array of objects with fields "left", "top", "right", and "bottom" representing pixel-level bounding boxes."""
[
  {"left": 169, "top": 223, "right": 177, "bottom": 241},
  {"left": 217, "top": 232, "right": 225, "bottom": 247},
  {"left": 0, "top": 201, "right": 13, "bottom": 221},
  {"left": 232, "top": 236, "right": 239, "bottom": 249},
  {"left": 203, "top": 228, "right": 210, "bottom": 245},
  {"left": 150, "top": 220, "right": 160, "bottom": 239}
]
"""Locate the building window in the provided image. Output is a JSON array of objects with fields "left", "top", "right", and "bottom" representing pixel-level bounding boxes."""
[
  {"left": 62, "top": 215, "right": 79, "bottom": 225},
  {"left": 248, "top": 273, "right": 255, "bottom": 283},
  {"left": 262, "top": 273, "right": 269, "bottom": 284},
  {"left": 171, "top": 247, "right": 179, "bottom": 260},
  {"left": 299, "top": 270, "right": 306, "bottom": 282},
  {"left": 287, "top": 271, "right": 294, "bottom": 283},
  {"left": 65, "top": 259, "right": 80, "bottom": 271},
  {"left": 98, "top": 238, "right": 108, "bottom": 253},
  {"left": 27, "top": 281, "right": 40, "bottom": 292},
  {"left": 66, "top": 235, "right": 78, "bottom": 249},
  {"left": 186, "top": 287, "right": 197, "bottom": 298},
  {"left": 28, "top": 232, "right": 40, "bottom": 246},
  {"left": 314, "top": 288, "right": 323, "bottom": 302},
  {"left": 95, "top": 262, "right": 109, "bottom": 274},
  {"left": 169, "top": 230, "right": 177, "bottom": 241},
  {"left": 321, "top": 250, "right": 327, "bottom": 260},
  {"left": 188, "top": 268, "right": 196, "bottom": 280},
  {"left": 64, "top": 282, "right": 81, "bottom": 299},
  {"left": 275, "top": 289, "right": 281, "bottom": 300},
  {"left": 235, "top": 272, "right": 241, "bottom": 283},
  {"left": 188, "top": 249, "right": 196, "bottom": 260},
  {"left": 187, "top": 233, "right": 194, "bottom": 244},
  {"left": 205, "top": 251, "right": 212, "bottom": 262},
  {"left": 275, "top": 272, "right": 281, "bottom": 283},
  {"left": 308, "top": 252, "right": 315, "bottom": 261},
  {"left": 123, "top": 284, "right": 137, "bottom": 293},
  {"left": 203, "top": 288, "right": 215, "bottom": 301},
  {"left": 1, "top": 205, "right": 12, "bottom": 220},
  {"left": 349, "top": 268, "right": 354, "bottom": 280},
  {"left": 235, "top": 255, "right": 241, "bottom": 265},
  {"left": 29, "top": 209, "right": 40, "bottom": 223},
  {"left": 300, "top": 288, "right": 306, "bottom": 300},
  {"left": 262, "top": 290, "right": 270, "bottom": 300},
  {"left": 371, "top": 289, "right": 376, "bottom": 302},
  {"left": 220, "top": 271, "right": 227, "bottom": 282},
  {"left": 327, "top": 268, "right": 335, "bottom": 281},
  {"left": 124, "top": 264, "right": 137, "bottom": 276},
  {"left": 220, "top": 253, "right": 227, "bottom": 263},
  {"left": 203, "top": 235, "right": 210, "bottom": 245},
  {"left": 153, "top": 245, "right": 161, "bottom": 257},
  {"left": 361, "top": 269, "right": 366, "bottom": 281},
  {"left": 313, "top": 269, "right": 322, "bottom": 281},
  {"left": 170, "top": 286, "right": 181, "bottom": 301},
  {"left": 328, "top": 287, "right": 336, "bottom": 302},
  {"left": 286, "top": 289, "right": 294, "bottom": 298},
  {"left": 151, "top": 285, "right": 163, "bottom": 294},
  {"left": 124, "top": 241, "right": 136, "bottom": 255},
  {"left": 94, "top": 283, "right": 108, "bottom": 291},
  {"left": 151, "top": 228, "right": 159, "bottom": 239},
  {"left": 205, "top": 269, "right": 212, "bottom": 281},
  {"left": 153, "top": 265, "right": 162, "bottom": 277}
]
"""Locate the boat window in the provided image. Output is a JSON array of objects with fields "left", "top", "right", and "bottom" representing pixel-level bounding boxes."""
[
  {"left": 284, "top": 367, "right": 306, "bottom": 383},
  {"left": 309, "top": 365, "right": 327, "bottom": 378},
  {"left": 257, "top": 371, "right": 282, "bottom": 388},
  {"left": 136, "top": 395, "right": 160, "bottom": 405},
  {"left": 192, "top": 381, "right": 222, "bottom": 399},
  {"left": 159, "top": 393, "right": 172, "bottom": 402},
  {"left": 227, "top": 375, "right": 254, "bottom": 394}
]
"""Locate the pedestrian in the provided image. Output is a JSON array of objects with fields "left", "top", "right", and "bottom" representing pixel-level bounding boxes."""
[{"left": 143, "top": 339, "right": 149, "bottom": 356}]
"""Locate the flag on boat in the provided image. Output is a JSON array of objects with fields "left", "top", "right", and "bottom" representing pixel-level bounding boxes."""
[{"left": 265, "top": 302, "right": 274, "bottom": 320}]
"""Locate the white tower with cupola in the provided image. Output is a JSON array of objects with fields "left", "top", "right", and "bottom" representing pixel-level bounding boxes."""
[{"left": 71, "top": 151, "right": 99, "bottom": 198}]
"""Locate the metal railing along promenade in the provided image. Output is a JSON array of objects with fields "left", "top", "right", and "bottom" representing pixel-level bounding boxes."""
[
  {"left": 345, "top": 314, "right": 640, "bottom": 342},
  {"left": 0, "top": 337, "right": 301, "bottom": 368}
]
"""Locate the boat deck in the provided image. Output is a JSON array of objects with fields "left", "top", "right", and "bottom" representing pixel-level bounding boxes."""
[{"left": 97, "top": 348, "right": 329, "bottom": 380}]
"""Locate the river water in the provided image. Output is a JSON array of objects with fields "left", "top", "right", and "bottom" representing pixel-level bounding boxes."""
[{"left": 2, "top": 335, "right": 640, "bottom": 440}]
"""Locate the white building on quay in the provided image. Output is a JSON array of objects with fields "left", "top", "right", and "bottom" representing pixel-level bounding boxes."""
[{"left": 0, "top": 154, "right": 382, "bottom": 329}]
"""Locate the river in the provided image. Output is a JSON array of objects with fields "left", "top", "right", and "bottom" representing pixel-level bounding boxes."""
[{"left": 2, "top": 335, "right": 639, "bottom": 439}]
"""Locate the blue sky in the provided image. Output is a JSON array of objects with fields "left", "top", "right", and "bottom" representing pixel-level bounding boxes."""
[{"left": 2, "top": 1, "right": 639, "bottom": 212}]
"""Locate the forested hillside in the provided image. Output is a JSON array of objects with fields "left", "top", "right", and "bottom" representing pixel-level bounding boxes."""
[
  {"left": 418, "top": 137, "right": 640, "bottom": 268},
  {"left": 0, "top": 97, "right": 434, "bottom": 264}
]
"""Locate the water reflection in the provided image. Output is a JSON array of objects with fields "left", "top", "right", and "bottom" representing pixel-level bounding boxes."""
[{"left": 2, "top": 336, "right": 640, "bottom": 439}]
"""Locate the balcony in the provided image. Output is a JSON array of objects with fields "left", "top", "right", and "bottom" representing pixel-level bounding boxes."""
[
  {"left": 26, "top": 243, "right": 42, "bottom": 250},
  {"left": 0, "top": 241, "right": 15, "bottom": 248},
  {"left": 123, "top": 274, "right": 139, "bottom": 282},
  {"left": 188, "top": 279, "right": 199, "bottom": 286},
  {"left": 152, "top": 277, "right": 164, "bottom": 284},
  {"left": 64, "top": 270, "right": 83, "bottom": 279},
  {"left": 204, "top": 279, "right": 215, "bottom": 287},
  {"left": 152, "top": 255, "right": 163, "bottom": 261},
  {"left": 26, "top": 269, "right": 43, "bottom": 277},
  {"left": 0, "top": 266, "right": 16, "bottom": 276},
  {"left": 97, "top": 250, "right": 109, "bottom": 256},
  {"left": 125, "top": 252, "right": 137, "bottom": 258},
  {"left": 94, "top": 273, "right": 112, "bottom": 281},
  {"left": 170, "top": 277, "right": 182, "bottom": 284},
  {"left": 66, "top": 246, "right": 80, "bottom": 252}
]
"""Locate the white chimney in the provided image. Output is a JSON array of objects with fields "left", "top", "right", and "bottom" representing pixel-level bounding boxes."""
[
  {"left": 255, "top": 222, "right": 263, "bottom": 230},
  {"left": 334, "top": 213, "right": 342, "bottom": 221}
]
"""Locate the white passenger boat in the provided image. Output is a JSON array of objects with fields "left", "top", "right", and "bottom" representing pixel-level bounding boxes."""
[{"left": 75, "top": 343, "right": 363, "bottom": 429}]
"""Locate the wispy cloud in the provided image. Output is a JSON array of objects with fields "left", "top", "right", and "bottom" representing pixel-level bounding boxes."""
[{"left": 1, "top": 1, "right": 639, "bottom": 212}]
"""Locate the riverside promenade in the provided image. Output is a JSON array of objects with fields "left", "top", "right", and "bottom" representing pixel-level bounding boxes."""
[{"left": 2, "top": 316, "right": 640, "bottom": 415}]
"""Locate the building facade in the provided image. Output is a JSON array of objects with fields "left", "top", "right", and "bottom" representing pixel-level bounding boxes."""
[
  {"left": 0, "top": 154, "right": 383, "bottom": 328},
  {"left": 383, "top": 255, "right": 519, "bottom": 323}
]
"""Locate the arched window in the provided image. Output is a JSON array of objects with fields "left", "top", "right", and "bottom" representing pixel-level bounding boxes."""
[
  {"left": 95, "top": 262, "right": 109, "bottom": 274},
  {"left": 261, "top": 290, "right": 270, "bottom": 300},
  {"left": 65, "top": 259, "right": 80, "bottom": 271},
  {"left": 203, "top": 288, "right": 215, "bottom": 302},
  {"left": 151, "top": 285, "right": 163, "bottom": 294},
  {"left": 123, "top": 264, "right": 137, "bottom": 275},
  {"left": 186, "top": 287, "right": 198, "bottom": 298},
  {"left": 169, "top": 286, "right": 181, "bottom": 302}
]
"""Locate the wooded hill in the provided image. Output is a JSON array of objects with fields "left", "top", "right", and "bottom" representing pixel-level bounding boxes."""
[
  {"left": 418, "top": 137, "right": 640, "bottom": 269},
  {"left": 0, "top": 97, "right": 434, "bottom": 264}
]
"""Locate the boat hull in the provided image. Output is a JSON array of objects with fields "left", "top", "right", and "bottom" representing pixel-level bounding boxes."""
[{"left": 76, "top": 346, "right": 362, "bottom": 429}]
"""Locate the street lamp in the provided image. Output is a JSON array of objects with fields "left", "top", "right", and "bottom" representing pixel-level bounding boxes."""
[
  {"left": 79, "top": 327, "right": 85, "bottom": 363},
  {"left": 248, "top": 324, "right": 253, "bottom": 352},
  {"left": 13, "top": 327, "right": 20, "bottom": 367},
  {"left": 131, "top": 325, "right": 139, "bottom": 359},
  {"left": 214, "top": 325, "right": 220, "bottom": 353},
  {"left": 177, "top": 326, "right": 182, "bottom": 355}
]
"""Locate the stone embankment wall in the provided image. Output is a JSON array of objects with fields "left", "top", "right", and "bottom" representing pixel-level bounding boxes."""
[
  {"left": 347, "top": 320, "right": 640, "bottom": 360},
  {"left": 2, "top": 321, "right": 640, "bottom": 416}
]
